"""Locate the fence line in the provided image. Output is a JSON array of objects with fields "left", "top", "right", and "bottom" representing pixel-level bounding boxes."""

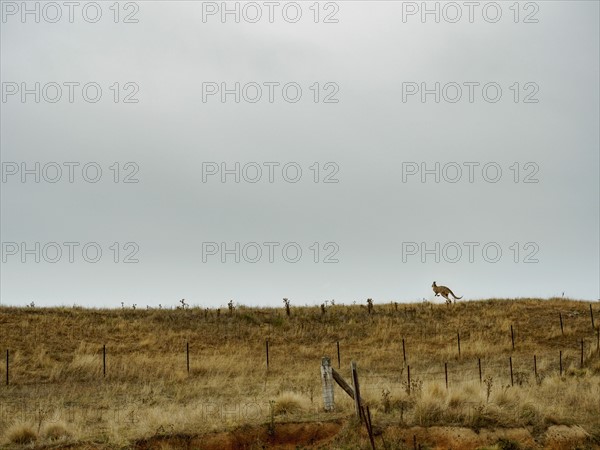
[{"left": 2, "top": 325, "right": 599, "bottom": 386}]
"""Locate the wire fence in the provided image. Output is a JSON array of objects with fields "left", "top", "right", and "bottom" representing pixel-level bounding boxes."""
[{"left": 1, "top": 329, "right": 599, "bottom": 387}]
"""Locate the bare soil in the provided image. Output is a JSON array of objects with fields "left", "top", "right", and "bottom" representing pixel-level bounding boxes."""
[{"left": 35, "top": 422, "right": 599, "bottom": 449}]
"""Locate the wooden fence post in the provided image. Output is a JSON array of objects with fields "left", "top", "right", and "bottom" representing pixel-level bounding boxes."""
[
  {"left": 590, "top": 304, "right": 595, "bottom": 330},
  {"left": 534, "top": 355, "right": 537, "bottom": 378},
  {"left": 351, "top": 361, "right": 362, "bottom": 420},
  {"left": 186, "top": 342, "right": 190, "bottom": 374},
  {"left": 265, "top": 339, "right": 269, "bottom": 369},
  {"left": 365, "top": 406, "right": 376, "bottom": 450},
  {"left": 444, "top": 362, "right": 448, "bottom": 389},
  {"left": 559, "top": 313, "right": 564, "bottom": 335},
  {"left": 321, "top": 357, "right": 334, "bottom": 412},
  {"left": 331, "top": 367, "right": 358, "bottom": 402},
  {"left": 559, "top": 351, "right": 562, "bottom": 376},
  {"left": 478, "top": 358, "right": 482, "bottom": 384},
  {"left": 509, "top": 356, "right": 514, "bottom": 386},
  {"left": 511, "top": 325, "right": 515, "bottom": 350},
  {"left": 407, "top": 365, "right": 411, "bottom": 395}
]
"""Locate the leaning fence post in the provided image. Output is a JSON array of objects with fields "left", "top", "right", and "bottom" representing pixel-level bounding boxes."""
[
  {"left": 351, "top": 361, "right": 362, "bottom": 420},
  {"left": 590, "top": 304, "right": 595, "bottom": 330},
  {"left": 321, "top": 357, "right": 334, "bottom": 412}
]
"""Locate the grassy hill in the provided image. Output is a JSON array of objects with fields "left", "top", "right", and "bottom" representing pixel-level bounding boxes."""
[{"left": 0, "top": 298, "right": 599, "bottom": 449}]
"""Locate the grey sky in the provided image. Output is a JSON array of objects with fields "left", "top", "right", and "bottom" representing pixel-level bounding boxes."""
[{"left": 1, "top": 1, "right": 598, "bottom": 308}]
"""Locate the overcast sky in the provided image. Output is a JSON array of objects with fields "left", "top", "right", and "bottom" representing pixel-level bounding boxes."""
[{"left": 1, "top": 1, "right": 598, "bottom": 308}]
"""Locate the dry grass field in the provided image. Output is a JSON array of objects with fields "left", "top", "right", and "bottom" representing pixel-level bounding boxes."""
[{"left": 0, "top": 298, "right": 599, "bottom": 449}]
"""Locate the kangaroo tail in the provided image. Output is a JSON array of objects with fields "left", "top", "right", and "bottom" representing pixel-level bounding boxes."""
[{"left": 449, "top": 290, "right": 462, "bottom": 299}]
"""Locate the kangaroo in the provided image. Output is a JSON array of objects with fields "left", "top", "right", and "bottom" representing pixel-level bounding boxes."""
[{"left": 432, "top": 281, "right": 463, "bottom": 304}]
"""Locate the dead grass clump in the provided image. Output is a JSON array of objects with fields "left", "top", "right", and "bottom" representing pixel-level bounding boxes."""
[
  {"left": 414, "top": 383, "right": 447, "bottom": 425},
  {"left": 518, "top": 401, "right": 543, "bottom": 427},
  {"left": 43, "top": 422, "right": 72, "bottom": 440},
  {"left": 471, "top": 403, "right": 505, "bottom": 429},
  {"left": 5, "top": 423, "right": 37, "bottom": 445},
  {"left": 495, "top": 437, "right": 522, "bottom": 450},
  {"left": 272, "top": 391, "right": 308, "bottom": 415},
  {"left": 64, "top": 354, "right": 100, "bottom": 379}
]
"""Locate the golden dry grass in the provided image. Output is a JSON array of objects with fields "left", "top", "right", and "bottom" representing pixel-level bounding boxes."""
[{"left": 0, "top": 298, "right": 599, "bottom": 449}]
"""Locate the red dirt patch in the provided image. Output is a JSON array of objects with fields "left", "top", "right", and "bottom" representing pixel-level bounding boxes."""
[{"left": 131, "top": 421, "right": 342, "bottom": 450}]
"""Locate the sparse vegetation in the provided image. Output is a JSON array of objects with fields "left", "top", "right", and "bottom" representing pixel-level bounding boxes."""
[{"left": 0, "top": 298, "right": 599, "bottom": 449}]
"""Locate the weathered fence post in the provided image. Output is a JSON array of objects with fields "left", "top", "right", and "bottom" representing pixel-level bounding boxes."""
[
  {"left": 351, "top": 361, "right": 362, "bottom": 420},
  {"left": 265, "top": 339, "right": 269, "bottom": 369},
  {"left": 444, "top": 362, "right": 448, "bottom": 389},
  {"left": 407, "top": 365, "right": 411, "bottom": 395},
  {"left": 321, "top": 357, "right": 334, "bottom": 412},
  {"left": 365, "top": 406, "right": 376, "bottom": 450},
  {"left": 509, "top": 356, "right": 514, "bottom": 386},
  {"left": 590, "top": 304, "right": 595, "bottom": 330},
  {"left": 511, "top": 325, "right": 515, "bottom": 350},
  {"left": 559, "top": 313, "right": 564, "bottom": 335},
  {"left": 186, "top": 342, "right": 190, "bottom": 374},
  {"left": 478, "top": 358, "right": 482, "bottom": 384},
  {"left": 559, "top": 350, "right": 563, "bottom": 376}
]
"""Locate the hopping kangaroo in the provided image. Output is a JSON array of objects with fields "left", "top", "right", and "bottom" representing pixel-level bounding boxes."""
[{"left": 432, "top": 281, "right": 463, "bottom": 304}]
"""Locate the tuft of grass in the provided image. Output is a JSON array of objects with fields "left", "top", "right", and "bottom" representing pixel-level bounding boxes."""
[
  {"left": 272, "top": 391, "right": 308, "bottom": 416},
  {"left": 43, "top": 422, "right": 72, "bottom": 440},
  {"left": 496, "top": 438, "right": 522, "bottom": 450},
  {"left": 5, "top": 423, "right": 37, "bottom": 445}
]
